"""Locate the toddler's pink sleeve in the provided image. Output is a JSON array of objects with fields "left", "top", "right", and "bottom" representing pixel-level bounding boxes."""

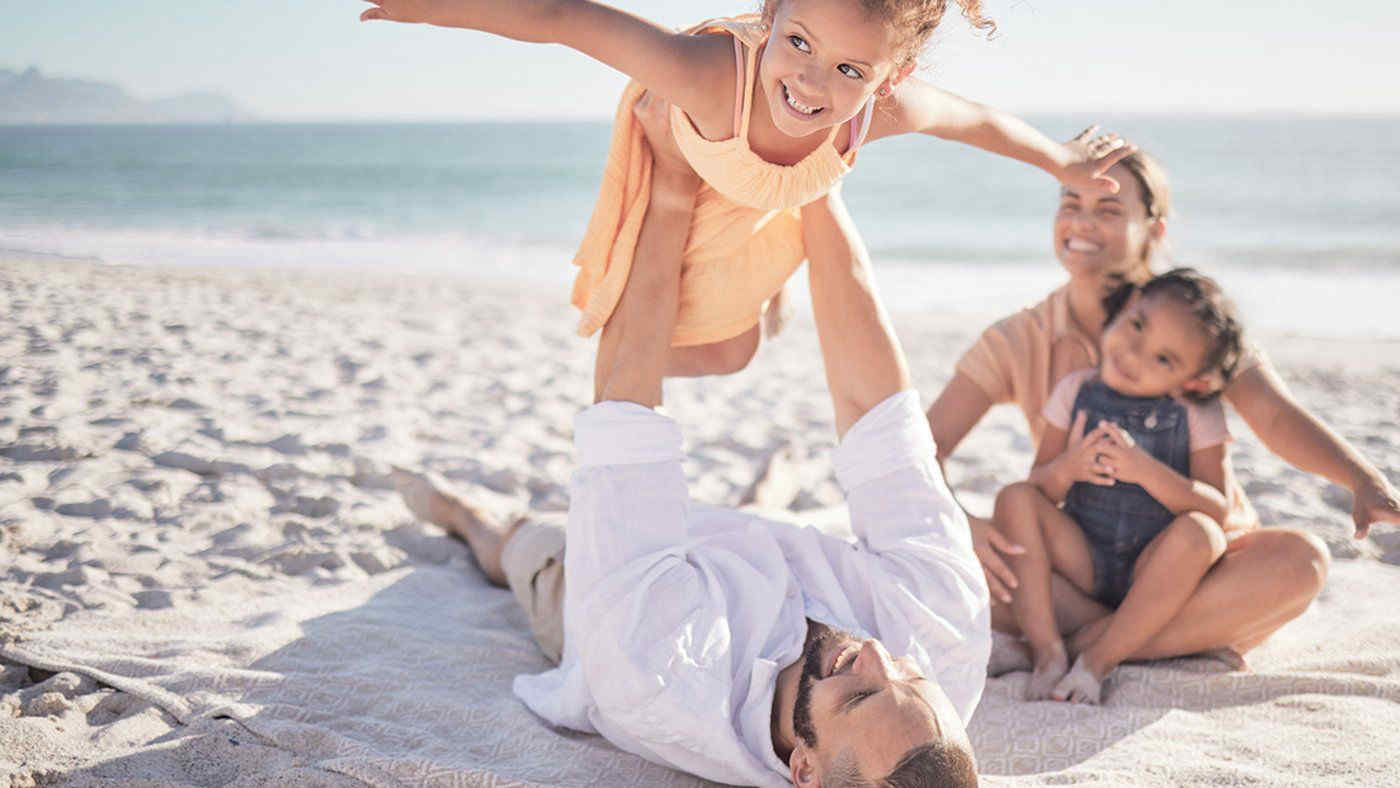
[
  {"left": 1042, "top": 370, "right": 1090, "bottom": 432},
  {"left": 1186, "top": 399, "right": 1231, "bottom": 451}
]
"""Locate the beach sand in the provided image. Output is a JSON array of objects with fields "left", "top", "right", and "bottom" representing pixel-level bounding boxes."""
[{"left": 2, "top": 255, "right": 1398, "bottom": 786}]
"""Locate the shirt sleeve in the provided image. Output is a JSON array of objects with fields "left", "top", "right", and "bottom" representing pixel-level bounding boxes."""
[
  {"left": 1042, "top": 370, "right": 1090, "bottom": 431},
  {"left": 832, "top": 390, "right": 991, "bottom": 722},
  {"left": 566, "top": 401, "right": 690, "bottom": 596},
  {"left": 1186, "top": 397, "right": 1231, "bottom": 451}
]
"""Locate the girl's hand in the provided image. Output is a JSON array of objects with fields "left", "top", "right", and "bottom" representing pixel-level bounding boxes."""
[
  {"left": 1094, "top": 421, "right": 1156, "bottom": 484},
  {"left": 967, "top": 513, "right": 1025, "bottom": 604},
  {"left": 1352, "top": 474, "right": 1400, "bottom": 540},
  {"left": 1058, "top": 410, "right": 1117, "bottom": 486},
  {"left": 360, "top": 0, "right": 447, "bottom": 25},
  {"left": 1060, "top": 125, "right": 1137, "bottom": 194}
]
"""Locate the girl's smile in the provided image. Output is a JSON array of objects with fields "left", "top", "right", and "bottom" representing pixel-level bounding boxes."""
[{"left": 759, "top": 0, "right": 898, "bottom": 138}]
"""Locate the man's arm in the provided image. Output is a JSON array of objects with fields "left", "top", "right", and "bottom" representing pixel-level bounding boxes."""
[
  {"left": 800, "top": 186, "right": 911, "bottom": 438},
  {"left": 593, "top": 93, "right": 700, "bottom": 407}
]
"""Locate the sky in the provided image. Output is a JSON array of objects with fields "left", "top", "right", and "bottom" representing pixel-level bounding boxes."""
[{"left": 5, "top": 0, "right": 1398, "bottom": 120}]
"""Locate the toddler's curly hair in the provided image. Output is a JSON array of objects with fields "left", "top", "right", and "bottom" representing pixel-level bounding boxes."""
[
  {"left": 1102, "top": 267, "right": 1246, "bottom": 401},
  {"left": 760, "top": 0, "right": 997, "bottom": 66}
]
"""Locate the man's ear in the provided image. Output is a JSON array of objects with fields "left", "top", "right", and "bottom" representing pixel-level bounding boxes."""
[{"left": 789, "top": 741, "right": 820, "bottom": 788}]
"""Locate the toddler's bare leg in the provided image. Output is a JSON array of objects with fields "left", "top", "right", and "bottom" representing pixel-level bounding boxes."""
[
  {"left": 1054, "top": 511, "right": 1227, "bottom": 704},
  {"left": 994, "top": 482, "right": 1096, "bottom": 699},
  {"left": 391, "top": 468, "right": 523, "bottom": 587}
]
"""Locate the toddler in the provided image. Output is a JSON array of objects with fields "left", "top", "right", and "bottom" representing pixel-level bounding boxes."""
[{"left": 994, "top": 268, "right": 1245, "bottom": 704}]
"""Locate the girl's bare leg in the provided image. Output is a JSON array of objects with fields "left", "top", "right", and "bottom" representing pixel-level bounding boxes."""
[
  {"left": 994, "top": 482, "right": 1097, "bottom": 699},
  {"left": 391, "top": 468, "right": 523, "bottom": 587},
  {"left": 1054, "top": 512, "right": 1228, "bottom": 704},
  {"left": 664, "top": 324, "right": 761, "bottom": 379}
]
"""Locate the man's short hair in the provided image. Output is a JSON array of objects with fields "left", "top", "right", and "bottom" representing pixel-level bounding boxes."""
[
  {"left": 883, "top": 741, "right": 978, "bottom": 788},
  {"left": 825, "top": 741, "right": 978, "bottom": 788}
]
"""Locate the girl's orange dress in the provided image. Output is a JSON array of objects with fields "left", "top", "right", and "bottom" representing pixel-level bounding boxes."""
[{"left": 571, "top": 15, "right": 874, "bottom": 346}]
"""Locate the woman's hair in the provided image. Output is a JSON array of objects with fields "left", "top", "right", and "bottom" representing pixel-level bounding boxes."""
[
  {"left": 1100, "top": 148, "right": 1173, "bottom": 291},
  {"left": 759, "top": 0, "right": 997, "bottom": 66},
  {"left": 1101, "top": 267, "right": 1245, "bottom": 401}
]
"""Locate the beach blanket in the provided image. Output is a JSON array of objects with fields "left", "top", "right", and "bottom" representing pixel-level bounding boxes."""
[{"left": 3, "top": 553, "right": 1398, "bottom": 787}]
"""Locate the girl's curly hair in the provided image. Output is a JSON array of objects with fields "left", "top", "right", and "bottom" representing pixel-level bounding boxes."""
[{"left": 760, "top": 0, "right": 996, "bottom": 66}]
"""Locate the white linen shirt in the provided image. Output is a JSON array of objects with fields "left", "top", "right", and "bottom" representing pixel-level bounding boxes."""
[{"left": 513, "top": 391, "right": 990, "bottom": 787}]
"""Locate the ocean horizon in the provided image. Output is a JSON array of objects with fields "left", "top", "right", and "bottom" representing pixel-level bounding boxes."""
[{"left": 4, "top": 115, "right": 1398, "bottom": 339}]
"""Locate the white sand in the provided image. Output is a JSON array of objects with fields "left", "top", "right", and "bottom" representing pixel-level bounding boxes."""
[{"left": 1, "top": 256, "right": 1397, "bottom": 786}]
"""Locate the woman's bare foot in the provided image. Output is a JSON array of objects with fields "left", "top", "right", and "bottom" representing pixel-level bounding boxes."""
[
  {"left": 1026, "top": 641, "right": 1070, "bottom": 700},
  {"left": 1052, "top": 654, "right": 1105, "bottom": 704},
  {"left": 390, "top": 467, "right": 518, "bottom": 586},
  {"left": 1198, "top": 646, "right": 1249, "bottom": 672},
  {"left": 988, "top": 630, "right": 1033, "bottom": 677}
]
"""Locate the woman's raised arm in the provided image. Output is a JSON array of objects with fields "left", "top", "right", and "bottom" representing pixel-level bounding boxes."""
[{"left": 1226, "top": 360, "right": 1400, "bottom": 538}]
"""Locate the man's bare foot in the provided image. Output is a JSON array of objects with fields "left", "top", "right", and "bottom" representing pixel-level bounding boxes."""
[
  {"left": 739, "top": 445, "right": 801, "bottom": 510},
  {"left": 390, "top": 467, "right": 517, "bottom": 586},
  {"left": 1026, "top": 642, "right": 1070, "bottom": 701},
  {"left": 1052, "top": 654, "right": 1105, "bottom": 704},
  {"left": 988, "top": 630, "right": 1033, "bottom": 677}
]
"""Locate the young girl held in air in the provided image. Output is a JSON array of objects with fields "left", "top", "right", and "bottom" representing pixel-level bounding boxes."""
[
  {"left": 993, "top": 268, "right": 1245, "bottom": 704},
  {"left": 359, "top": 0, "right": 1134, "bottom": 388}
]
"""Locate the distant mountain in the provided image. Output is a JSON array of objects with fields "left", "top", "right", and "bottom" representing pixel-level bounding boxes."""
[{"left": 0, "top": 67, "right": 254, "bottom": 124}]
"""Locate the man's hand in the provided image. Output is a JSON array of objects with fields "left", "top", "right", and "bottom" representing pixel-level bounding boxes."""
[{"left": 633, "top": 91, "right": 694, "bottom": 183}]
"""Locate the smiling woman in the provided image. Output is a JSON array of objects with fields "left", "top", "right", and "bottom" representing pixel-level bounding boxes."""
[{"left": 925, "top": 146, "right": 1400, "bottom": 701}]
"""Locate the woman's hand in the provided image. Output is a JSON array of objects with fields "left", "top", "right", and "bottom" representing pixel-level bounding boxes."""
[
  {"left": 1352, "top": 474, "right": 1400, "bottom": 539},
  {"left": 968, "top": 513, "right": 1025, "bottom": 604},
  {"left": 1060, "top": 125, "right": 1137, "bottom": 194}
]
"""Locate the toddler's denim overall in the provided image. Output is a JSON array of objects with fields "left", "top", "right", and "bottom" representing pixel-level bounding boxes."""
[{"left": 1063, "top": 378, "right": 1192, "bottom": 607}]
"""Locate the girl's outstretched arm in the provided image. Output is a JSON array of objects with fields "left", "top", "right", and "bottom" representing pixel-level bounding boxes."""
[
  {"left": 868, "top": 79, "right": 1135, "bottom": 194},
  {"left": 360, "top": 0, "right": 734, "bottom": 128}
]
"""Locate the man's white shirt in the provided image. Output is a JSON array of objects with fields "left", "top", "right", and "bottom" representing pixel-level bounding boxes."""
[{"left": 513, "top": 391, "right": 990, "bottom": 786}]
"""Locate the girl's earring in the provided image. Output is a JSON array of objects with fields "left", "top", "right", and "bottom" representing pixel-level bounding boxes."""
[{"left": 877, "top": 85, "right": 891, "bottom": 97}]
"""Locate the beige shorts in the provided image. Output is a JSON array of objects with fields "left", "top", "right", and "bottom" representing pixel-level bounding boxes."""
[{"left": 500, "top": 516, "right": 567, "bottom": 664}]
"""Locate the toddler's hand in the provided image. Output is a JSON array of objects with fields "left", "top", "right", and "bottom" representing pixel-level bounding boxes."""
[
  {"left": 1061, "top": 410, "right": 1116, "bottom": 486},
  {"left": 1061, "top": 125, "right": 1137, "bottom": 194},
  {"left": 1095, "top": 421, "right": 1154, "bottom": 484}
]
